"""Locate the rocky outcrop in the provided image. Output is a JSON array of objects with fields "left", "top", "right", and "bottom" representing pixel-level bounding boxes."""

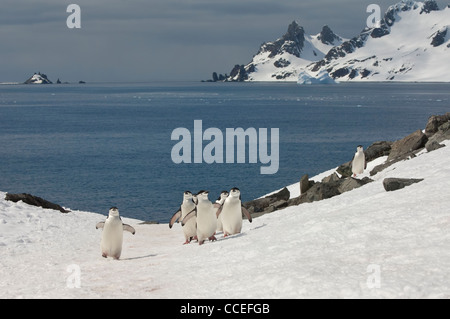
[
  {"left": 387, "top": 130, "right": 428, "bottom": 161},
  {"left": 5, "top": 193, "right": 70, "bottom": 213},
  {"left": 289, "top": 175, "right": 373, "bottom": 206},
  {"left": 337, "top": 141, "right": 392, "bottom": 178},
  {"left": 425, "top": 121, "right": 450, "bottom": 151},
  {"left": 243, "top": 187, "right": 290, "bottom": 218},
  {"left": 383, "top": 178, "right": 424, "bottom": 192},
  {"left": 244, "top": 112, "right": 448, "bottom": 219},
  {"left": 425, "top": 113, "right": 450, "bottom": 136}
]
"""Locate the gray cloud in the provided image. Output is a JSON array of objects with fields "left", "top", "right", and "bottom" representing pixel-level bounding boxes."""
[{"left": 0, "top": 0, "right": 448, "bottom": 82}]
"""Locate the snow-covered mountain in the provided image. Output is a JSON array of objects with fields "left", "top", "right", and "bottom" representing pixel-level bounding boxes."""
[
  {"left": 308, "top": 0, "right": 450, "bottom": 82},
  {"left": 212, "top": 0, "right": 449, "bottom": 83},
  {"left": 222, "top": 22, "right": 344, "bottom": 82}
]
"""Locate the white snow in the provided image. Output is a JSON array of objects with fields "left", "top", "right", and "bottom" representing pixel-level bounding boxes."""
[
  {"left": 306, "top": 2, "right": 450, "bottom": 82},
  {"left": 1, "top": 140, "right": 450, "bottom": 299}
]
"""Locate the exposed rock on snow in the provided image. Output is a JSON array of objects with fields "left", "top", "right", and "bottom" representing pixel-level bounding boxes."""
[
  {"left": 388, "top": 129, "right": 428, "bottom": 161},
  {"left": 383, "top": 177, "right": 424, "bottom": 191},
  {"left": 5, "top": 193, "right": 70, "bottom": 213}
]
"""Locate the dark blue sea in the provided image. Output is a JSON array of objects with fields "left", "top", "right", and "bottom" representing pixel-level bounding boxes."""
[{"left": 0, "top": 82, "right": 449, "bottom": 222}]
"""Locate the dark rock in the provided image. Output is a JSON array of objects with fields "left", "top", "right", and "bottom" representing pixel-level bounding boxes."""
[
  {"left": 420, "top": 0, "right": 439, "bottom": 14},
  {"left": 370, "top": 151, "right": 417, "bottom": 176},
  {"left": 338, "top": 177, "right": 373, "bottom": 194},
  {"left": 425, "top": 121, "right": 450, "bottom": 148},
  {"left": 274, "top": 58, "right": 291, "bottom": 68},
  {"left": 431, "top": 28, "right": 448, "bottom": 47},
  {"left": 5, "top": 193, "right": 70, "bottom": 213},
  {"left": 298, "top": 182, "right": 341, "bottom": 204},
  {"left": 425, "top": 113, "right": 450, "bottom": 136},
  {"left": 266, "top": 187, "right": 290, "bottom": 202},
  {"left": 300, "top": 174, "right": 312, "bottom": 194},
  {"left": 387, "top": 129, "right": 428, "bottom": 161},
  {"left": 337, "top": 161, "right": 353, "bottom": 178},
  {"left": 322, "top": 172, "right": 340, "bottom": 183},
  {"left": 383, "top": 178, "right": 424, "bottom": 192},
  {"left": 365, "top": 141, "right": 393, "bottom": 162},
  {"left": 317, "top": 25, "right": 342, "bottom": 45},
  {"left": 426, "top": 141, "right": 445, "bottom": 152},
  {"left": 243, "top": 187, "right": 290, "bottom": 215},
  {"left": 331, "top": 67, "right": 350, "bottom": 78}
]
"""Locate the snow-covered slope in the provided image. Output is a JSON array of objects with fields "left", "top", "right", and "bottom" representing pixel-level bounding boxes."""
[
  {"left": 1, "top": 138, "right": 449, "bottom": 298},
  {"left": 218, "top": 1, "right": 449, "bottom": 83},
  {"left": 308, "top": 0, "right": 450, "bottom": 82}
]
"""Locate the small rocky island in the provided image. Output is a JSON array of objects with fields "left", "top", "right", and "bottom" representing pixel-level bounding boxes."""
[
  {"left": 23, "top": 72, "right": 85, "bottom": 85},
  {"left": 24, "top": 72, "right": 53, "bottom": 84}
]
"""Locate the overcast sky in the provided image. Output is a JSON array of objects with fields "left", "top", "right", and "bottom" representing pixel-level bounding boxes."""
[{"left": 0, "top": 0, "right": 448, "bottom": 82}]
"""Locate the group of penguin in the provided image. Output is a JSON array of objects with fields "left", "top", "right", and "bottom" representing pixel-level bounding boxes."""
[
  {"left": 95, "top": 145, "right": 367, "bottom": 259},
  {"left": 169, "top": 188, "right": 252, "bottom": 245},
  {"left": 94, "top": 188, "right": 252, "bottom": 259}
]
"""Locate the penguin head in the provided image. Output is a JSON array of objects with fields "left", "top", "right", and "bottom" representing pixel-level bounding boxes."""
[
  {"left": 109, "top": 207, "right": 120, "bottom": 217},
  {"left": 197, "top": 190, "right": 209, "bottom": 201},
  {"left": 219, "top": 191, "right": 229, "bottom": 200},
  {"left": 230, "top": 187, "right": 241, "bottom": 199},
  {"left": 183, "top": 191, "right": 193, "bottom": 200},
  {"left": 357, "top": 145, "right": 364, "bottom": 152}
]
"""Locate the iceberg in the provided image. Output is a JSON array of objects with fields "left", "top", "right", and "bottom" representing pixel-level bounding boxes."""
[{"left": 297, "top": 70, "right": 337, "bottom": 85}]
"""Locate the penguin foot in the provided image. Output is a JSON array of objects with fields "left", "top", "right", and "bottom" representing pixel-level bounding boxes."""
[
  {"left": 199, "top": 240, "right": 205, "bottom": 246},
  {"left": 183, "top": 240, "right": 191, "bottom": 245},
  {"left": 102, "top": 253, "right": 108, "bottom": 258},
  {"left": 209, "top": 235, "right": 217, "bottom": 242}
]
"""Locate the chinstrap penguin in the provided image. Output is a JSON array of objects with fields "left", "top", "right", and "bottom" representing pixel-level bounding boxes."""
[
  {"left": 96, "top": 207, "right": 135, "bottom": 260},
  {"left": 351, "top": 145, "right": 367, "bottom": 177},
  {"left": 169, "top": 191, "right": 197, "bottom": 244},
  {"left": 182, "top": 190, "right": 217, "bottom": 245},
  {"left": 217, "top": 187, "right": 252, "bottom": 237}
]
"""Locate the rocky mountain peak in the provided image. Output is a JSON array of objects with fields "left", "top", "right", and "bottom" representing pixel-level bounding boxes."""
[
  {"left": 317, "top": 25, "right": 342, "bottom": 45},
  {"left": 259, "top": 21, "right": 306, "bottom": 58}
]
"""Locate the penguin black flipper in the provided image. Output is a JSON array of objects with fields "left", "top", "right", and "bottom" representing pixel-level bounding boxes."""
[
  {"left": 123, "top": 224, "right": 136, "bottom": 235},
  {"left": 169, "top": 207, "right": 182, "bottom": 229},
  {"left": 181, "top": 208, "right": 197, "bottom": 226},
  {"left": 214, "top": 203, "right": 224, "bottom": 217},
  {"left": 241, "top": 206, "right": 252, "bottom": 223},
  {"left": 96, "top": 222, "right": 105, "bottom": 229}
]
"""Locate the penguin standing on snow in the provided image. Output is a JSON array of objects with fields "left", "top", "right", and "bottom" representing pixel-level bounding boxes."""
[
  {"left": 96, "top": 207, "right": 135, "bottom": 260},
  {"left": 169, "top": 191, "right": 197, "bottom": 245},
  {"left": 217, "top": 188, "right": 252, "bottom": 237},
  {"left": 351, "top": 145, "right": 367, "bottom": 177},
  {"left": 182, "top": 191, "right": 217, "bottom": 245}
]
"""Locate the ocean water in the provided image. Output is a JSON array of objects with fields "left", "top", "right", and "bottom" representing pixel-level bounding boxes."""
[{"left": 0, "top": 82, "right": 449, "bottom": 222}]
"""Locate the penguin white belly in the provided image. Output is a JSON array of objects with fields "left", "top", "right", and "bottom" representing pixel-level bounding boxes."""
[
  {"left": 352, "top": 152, "right": 365, "bottom": 175},
  {"left": 221, "top": 201, "right": 243, "bottom": 235},
  {"left": 183, "top": 216, "right": 197, "bottom": 240},
  {"left": 216, "top": 214, "right": 223, "bottom": 232},
  {"left": 101, "top": 220, "right": 124, "bottom": 259},
  {"left": 196, "top": 205, "right": 216, "bottom": 242}
]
